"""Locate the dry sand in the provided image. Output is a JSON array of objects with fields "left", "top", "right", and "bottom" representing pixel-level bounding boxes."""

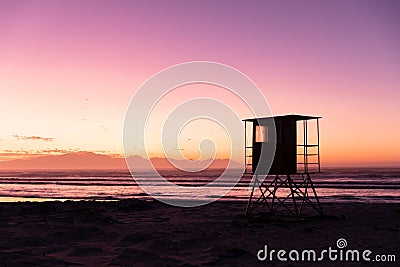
[{"left": 0, "top": 200, "right": 399, "bottom": 266}]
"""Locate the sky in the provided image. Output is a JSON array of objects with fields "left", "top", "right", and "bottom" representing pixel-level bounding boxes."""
[{"left": 0, "top": 0, "right": 399, "bottom": 166}]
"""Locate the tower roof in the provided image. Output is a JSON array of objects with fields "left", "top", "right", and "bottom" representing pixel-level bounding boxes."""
[{"left": 242, "top": 114, "right": 321, "bottom": 122}]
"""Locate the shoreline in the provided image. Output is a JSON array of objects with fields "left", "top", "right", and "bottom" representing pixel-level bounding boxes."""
[{"left": 1, "top": 194, "right": 400, "bottom": 204}]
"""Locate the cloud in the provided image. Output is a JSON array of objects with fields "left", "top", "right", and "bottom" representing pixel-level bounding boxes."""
[
  {"left": 1, "top": 148, "right": 121, "bottom": 157},
  {"left": 12, "top": 135, "right": 54, "bottom": 142},
  {"left": 41, "top": 149, "right": 70, "bottom": 153}
]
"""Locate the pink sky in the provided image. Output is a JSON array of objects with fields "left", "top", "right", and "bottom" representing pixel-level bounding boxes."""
[{"left": 0, "top": 0, "right": 399, "bottom": 166}]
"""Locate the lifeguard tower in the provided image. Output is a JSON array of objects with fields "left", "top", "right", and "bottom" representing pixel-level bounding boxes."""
[{"left": 243, "top": 115, "right": 323, "bottom": 216}]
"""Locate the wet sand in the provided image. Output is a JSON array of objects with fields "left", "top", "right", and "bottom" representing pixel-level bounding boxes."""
[{"left": 0, "top": 200, "right": 399, "bottom": 266}]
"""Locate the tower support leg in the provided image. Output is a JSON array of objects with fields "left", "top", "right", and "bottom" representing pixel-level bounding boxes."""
[
  {"left": 245, "top": 175, "right": 257, "bottom": 216},
  {"left": 245, "top": 173, "right": 323, "bottom": 216}
]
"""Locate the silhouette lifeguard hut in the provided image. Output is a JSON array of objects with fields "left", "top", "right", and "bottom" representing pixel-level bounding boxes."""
[{"left": 243, "top": 115, "right": 323, "bottom": 216}]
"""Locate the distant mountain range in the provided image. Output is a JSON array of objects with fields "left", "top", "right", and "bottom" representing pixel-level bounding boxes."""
[{"left": 0, "top": 152, "right": 242, "bottom": 170}]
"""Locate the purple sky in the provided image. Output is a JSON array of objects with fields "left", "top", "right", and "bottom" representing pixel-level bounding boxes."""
[{"left": 0, "top": 0, "right": 399, "bottom": 165}]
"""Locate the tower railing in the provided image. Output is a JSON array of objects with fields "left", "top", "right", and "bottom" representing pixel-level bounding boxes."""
[{"left": 296, "top": 118, "right": 321, "bottom": 173}]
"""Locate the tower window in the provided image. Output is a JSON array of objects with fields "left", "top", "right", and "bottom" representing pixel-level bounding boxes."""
[{"left": 255, "top": 126, "right": 268, "bottom": 142}]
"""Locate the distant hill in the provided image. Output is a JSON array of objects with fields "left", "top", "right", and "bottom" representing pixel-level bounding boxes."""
[
  {"left": 0, "top": 152, "right": 242, "bottom": 170},
  {"left": 0, "top": 152, "right": 126, "bottom": 170}
]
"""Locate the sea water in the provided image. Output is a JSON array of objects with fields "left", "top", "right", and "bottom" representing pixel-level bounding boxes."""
[{"left": 0, "top": 168, "right": 399, "bottom": 203}]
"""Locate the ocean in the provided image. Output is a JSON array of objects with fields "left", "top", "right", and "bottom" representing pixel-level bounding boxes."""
[{"left": 0, "top": 167, "right": 399, "bottom": 203}]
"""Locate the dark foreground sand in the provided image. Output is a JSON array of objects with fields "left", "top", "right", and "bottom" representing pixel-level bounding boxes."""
[{"left": 0, "top": 200, "right": 399, "bottom": 266}]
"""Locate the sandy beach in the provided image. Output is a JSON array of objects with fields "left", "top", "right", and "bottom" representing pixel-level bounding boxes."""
[{"left": 0, "top": 200, "right": 399, "bottom": 266}]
